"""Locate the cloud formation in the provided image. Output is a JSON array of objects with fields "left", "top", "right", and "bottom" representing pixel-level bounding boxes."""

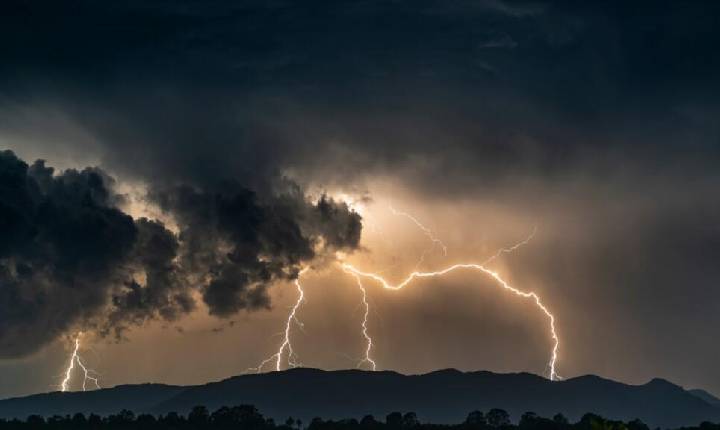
[{"left": 0, "top": 150, "right": 361, "bottom": 357}]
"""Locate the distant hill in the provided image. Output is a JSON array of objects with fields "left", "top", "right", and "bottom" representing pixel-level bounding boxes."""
[
  {"left": 0, "top": 384, "right": 184, "bottom": 420},
  {"left": 1, "top": 369, "right": 719, "bottom": 429}
]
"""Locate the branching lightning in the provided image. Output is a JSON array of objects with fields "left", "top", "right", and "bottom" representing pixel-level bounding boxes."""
[
  {"left": 60, "top": 333, "right": 101, "bottom": 392},
  {"left": 343, "top": 205, "right": 559, "bottom": 380},
  {"left": 347, "top": 203, "right": 449, "bottom": 370},
  {"left": 341, "top": 262, "right": 560, "bottom": 381},
  {"left": 249, "top": 269, "right": 308, "bottom": 373},
  {"left": 244, "top": 198, "right": 560, "bottom": 381}
]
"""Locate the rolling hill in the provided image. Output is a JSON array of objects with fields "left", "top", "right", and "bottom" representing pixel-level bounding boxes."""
[{"left": 1, "top": 369, "right": 718, "bottom": 428}]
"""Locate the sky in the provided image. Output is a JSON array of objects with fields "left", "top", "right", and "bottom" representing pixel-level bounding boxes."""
[{"left": 1, "top": 0, "right": 720, "bottom": 398}]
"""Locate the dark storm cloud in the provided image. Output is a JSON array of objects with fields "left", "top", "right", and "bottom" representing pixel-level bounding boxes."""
[
  {"left": 104, "top": 218, "right": 194, "bottom": 337},
  {"left": 2, "top": 0, "right": 718, "bottom": 192},
  {"left": 153, "top": 182, "right": 360, "bottom": 317},
  {"left": 0, "top": 151, "right": 362, "bottom": 356},
  {"left": 0, "top": 150, "right": 138, "bottom": 356}
]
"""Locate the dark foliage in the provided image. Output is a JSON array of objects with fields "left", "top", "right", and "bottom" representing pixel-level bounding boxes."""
[{"left": 0, "top": 405, "right": 718, "bottom": 430}]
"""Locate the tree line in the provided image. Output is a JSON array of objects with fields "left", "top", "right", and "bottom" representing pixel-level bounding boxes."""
[{"left": 0, "top": 405, "right": 718, "bottom": 430}]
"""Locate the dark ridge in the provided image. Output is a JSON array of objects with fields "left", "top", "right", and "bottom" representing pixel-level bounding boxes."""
[
  {"left": 1, "top": 369, "right": 718, "bottom": 428},
  {"left": 0, "top": 384, "right": 187, "bottom": 419}
]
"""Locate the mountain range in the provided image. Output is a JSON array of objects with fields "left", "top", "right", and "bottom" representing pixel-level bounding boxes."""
[{"left": 1, "top": 369, "right": 719, "bottom": 429}]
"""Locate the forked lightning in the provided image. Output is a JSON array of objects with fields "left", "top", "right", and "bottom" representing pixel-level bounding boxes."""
[
  {"left": 341, "top": 261, "right": 560, "bottom": 381},
  {"left": 248, "top": 269, "right": 308, "bottom": 372},
  {"left": 251, "top": 202, "right": 561, "bottom": 381},
  {"left": 60, "top": 333, "right": 101, "bottom": 392}
]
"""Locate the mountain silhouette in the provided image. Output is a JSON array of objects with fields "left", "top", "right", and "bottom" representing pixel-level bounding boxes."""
[{"left": 1, "top": 369, "right": 718, "bottom": 428}]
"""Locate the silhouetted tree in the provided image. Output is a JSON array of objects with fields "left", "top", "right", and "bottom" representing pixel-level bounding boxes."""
[
  {"left": 360, "top": 415, "right": 379, "bottom": 429},
  {"left": 577, "top": 413, "right": 605, "bottom": 430},
  {"left": 465, "top": 411, "right": 487, "bottom": 428},
  {"left": 188, "top": 406, "right": 209, "bottom": 428},
  {"left": 160, "top": 412, "right": 183, "bottom": 429},
  {"left": 25, "top": 415, "right": 45, "bottom": 430},
  {"left": 87, "top": 414, "right": 103, "bottom": 430},
  {"left": 627, "top": 419, "right": 650, "bottom": 430},
  {"left": 401, "top": 413, "right": 419, "bottom": 429},
  {"left": 339, "top": 419, "right": 359, "bottom": 429},
  {"left": 553, "top": 415, "right": 569, "bottom": 426},
  {"left": 135, "top": 414, "right": 157, "bottom": 430},
  {"left": 520, "top": 412, "right": 559, "bottom": 430},
  {"left": 210, "top": 406, "right": 234, "bottom": 429},
  {"left": 699, "top": 422, "right": 720, "bottom": 430},
  {"left": 386, "top": 412, "right": 403, "bottom": 429},
  {"left": 230, "top": 405, "right": 267, "bottom": 430},
  {"left": 43, "top": 415, "right": 62, "bottom": 430},
  {"left": 71, "top": 413, "right": 88, "bottom": 429},
  {"left": 520, "top": 412, "right": 539, "bottom": 429},
  {"left": 487, "top": 409, "right": 511, "bottom": 428},
  {"left": 308, "top": 417, "right": 325, "bottom": 430}
]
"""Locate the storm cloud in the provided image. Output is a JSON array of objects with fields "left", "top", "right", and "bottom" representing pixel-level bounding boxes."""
[
  {"left": 2, "top": 0, "right": 719, "bottom": 193},
  {"left": 0, "top": 150, "right": 361, "bottom": 357}
]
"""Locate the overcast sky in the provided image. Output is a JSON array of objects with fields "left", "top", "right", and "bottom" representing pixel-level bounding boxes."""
[{"left": 1, "top": 0, "right": 720, "bottom": 398}]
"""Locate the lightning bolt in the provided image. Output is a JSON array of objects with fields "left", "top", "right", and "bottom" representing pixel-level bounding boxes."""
[
  {"left": 347, "top": 204, "right": 448, "bottom": 370},
  {"left": 248, "top": 269, "right": 308, "bottom": 373},
  {"left": 60, "top": 333, "right": 101, "bottom": 392},
  {"left": 352, "top": 273, "right": 377, "bottom": 371}
]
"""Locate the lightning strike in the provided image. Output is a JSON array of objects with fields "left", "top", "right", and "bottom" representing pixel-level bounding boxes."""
[
  {"left": 60, "top": 333, "right": 101, "bottom": 392},
  {"left": 347, "top": 203, "right": 449, "bottom": 369},
  {"left": 341, "top": 262, "right": 561, "bottom": 381},
  {"left": 352, "top": 274, "right": 377, "bottom": 371},
  {"left": 249, "top": 269, "right": 308, "bottom": 373},
  {"left": 245, "top": 195, "right": 557, "bottom": 380}
]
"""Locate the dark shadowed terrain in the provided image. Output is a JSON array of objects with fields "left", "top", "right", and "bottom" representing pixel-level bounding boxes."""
[{"left": 1, "top": 369, "right": 718, "bottom": 428}]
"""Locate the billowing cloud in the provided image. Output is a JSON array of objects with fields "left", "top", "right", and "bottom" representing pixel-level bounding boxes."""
[
  {"left": 0, "top": 150, "right": 138, "bottom": 356},
  {"left": 152, "top": 182, "right": 361, "bottom": 318},
  {"left": 0, "top": 150, "right": 361, "bottom": 357}
]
